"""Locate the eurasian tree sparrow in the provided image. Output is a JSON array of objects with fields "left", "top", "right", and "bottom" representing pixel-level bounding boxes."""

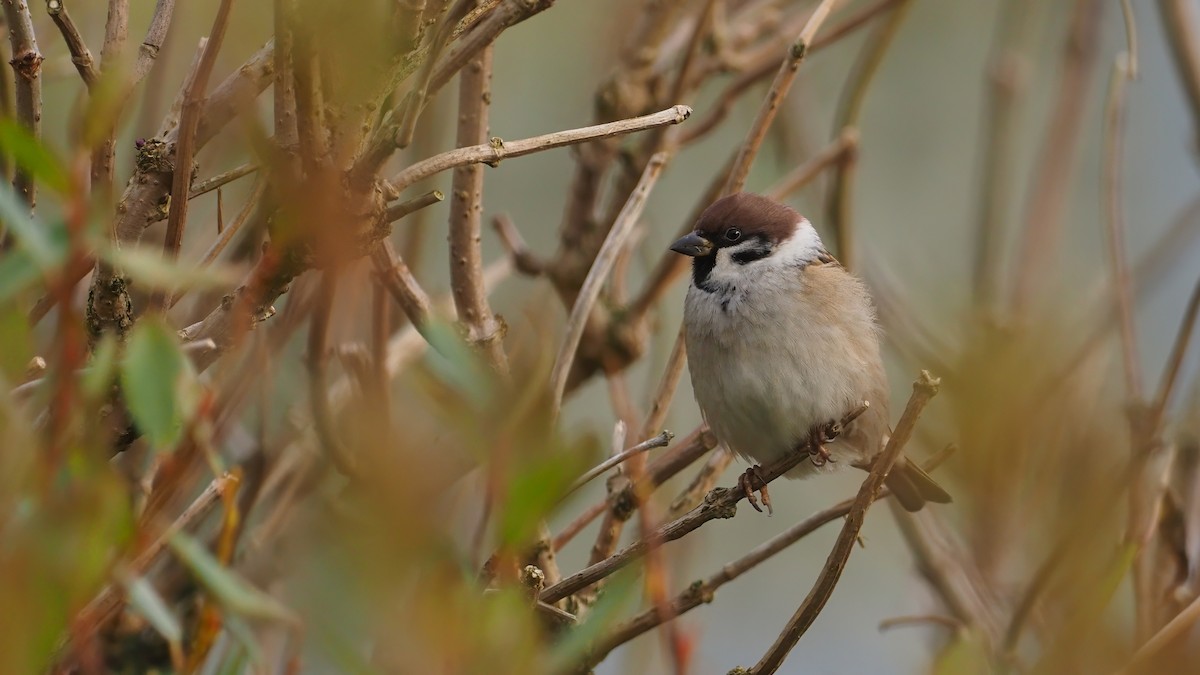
[{"left": 671, "top": 192, "right": 950, "bottom": 513}]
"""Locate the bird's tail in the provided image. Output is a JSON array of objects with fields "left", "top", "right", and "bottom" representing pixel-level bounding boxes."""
[{"left": 885, "top": 457, "right": 952, "bottom": 512}]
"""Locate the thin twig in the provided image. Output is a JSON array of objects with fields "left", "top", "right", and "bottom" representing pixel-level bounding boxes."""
[
  {"left": 90, "top": 0, "right": 129, "bottom": 199},
  {"left": 1151, "top": 275, "right": 1200, "bottom": 429},
  {"left": 46, "top": 0, "right": 98, "bottom": 88},
  {"left": 166, "top": 180, "right": 267, "bottom": 309},
  {"left": 1102, "top": 55, "right": 1143, "bottom": 401},
  {"left": 491, "top": 213, "right": 545, "bottom": 275},
  {"left": 131, "top": 0, "right": 177, "bottom": 85},
  {"left": 189, "top": 162, "right": 258, "bottom": 199},
  {"left": 549, "top": 153, "right": 669, "bottom": 417},
  {"left": 553, "top": 426, "right": 716, "bottom": 552},
  {"left": 746, "top": 372, "right": 939, "bottom": 674},
  {"left": 1009, "top": 0, "right": 1101, "bottom": 315},
  {"left": 971, "top": 0, "right": 1034, "bottom": 311},
  {"left": 764, "top": 129, "right": 858, "bottom": 201},
  {"left": 160, "top": 0, "right": 235, "bottom": 311},
  {"left": 642, "top": 326, "right": 688, "bottom": 442},
  {"left": 386, "top": 188, "right": 445, "bottom": 223},
  {"left": 582, "top": 444, "right": 957, "bottom": 668},
  {"left": 386, "top": 105, "right": 690, "bottom": 198},
  {"left": 564, "top": 431, "right": 674, "bottom": 499},
  {"left": 540, "top": 404, "right": 873, "bottom": 605},
  {"left": 307, "top": 270, "right": 358, "bottom": 477},
  {"left": 825, "top": 0, "right": 914, "bottom": 269},
  {"left": 723, "top": 0, "right": 841, "bottom": 196},
  {"left": 677, "top": 0, "right": 902, "bottom": 147},
  {"left": 373, "top": 239, "right": 434, "bottom": 332}
]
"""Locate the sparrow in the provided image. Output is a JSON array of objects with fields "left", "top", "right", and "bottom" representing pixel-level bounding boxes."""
[{"left": 671, "top": 192, "right": 950, "bottom": 514}]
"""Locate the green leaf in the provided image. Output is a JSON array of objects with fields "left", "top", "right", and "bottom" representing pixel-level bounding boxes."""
[
  {"left": 0, "top": 186, "right": 59, "bottom": 267},
  {"left": 120, "top": 318, "right": 190, "bottom": 450},
  {"left": 932, "top": 629, "right": 988, "bottom": 675},
  {"left": 167, "top": 531, "right": 298, "bottom": 624},
  {"left": 0, "top": 117, "right": 69, "bottom": 194},
  {"left": 497, "top": 452, "right": 584, "bottom": 547},
  {"left": 98, "top": 244, "right": 239, "bottom": 294},
  {"left": 122, "top": 574, "right": 183, "bottom": 645}
]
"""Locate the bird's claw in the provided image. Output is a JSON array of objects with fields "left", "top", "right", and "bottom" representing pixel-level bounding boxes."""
[
  {"left": 738, "top": 466, "right": 773, "bottom": 516},
  {"left": 809, "top": 425, "right": 837, "bottom": 467}
]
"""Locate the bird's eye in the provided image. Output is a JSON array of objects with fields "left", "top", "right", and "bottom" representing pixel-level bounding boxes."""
[{"left": 724, "top": 228, "right": 742, "bottom": 242}]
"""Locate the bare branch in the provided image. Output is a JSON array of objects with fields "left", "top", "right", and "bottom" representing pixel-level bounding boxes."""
[
  {"left": 746, "top": 371, "right": 940, "bottom": 675},
  {"left": 1151, "top": 275, "right": 1200, "bottom": 428},
  {"left": 491, "top": 213, "right": 545, "bottom": 275},
  {"left": 131, "top": 0, "right": 177, "bottom": 85},
  {"left": 723, "top": 0, "right": 841, "bottom": 196},
  {"left": 373, "top": 239, "right": 434, "bottom": 332},
  {"left": 46, "top": 0, "right": 98, "bottom": 88},
  {"left": 825, "top": 0, "right": 914, "bottom": 269},
  {"left": 386, "top": 106, "right": 691, "bottom": 197},
  {"left": 189, "top": 162, "right": 258, "bottom": 200},
  {"left": 764, "top": 129, "right": 857, "bottom": 201},
  {"left": 540, "top": 404, "right": 873, "bottom": 605},
  {"left": 583, "top": 444, "right": 957, "bottom": 669},
  {"left": 550, "top": 153, "right": 668, "bottom": 417},
  {"left": 553, "top": 426, "right": 717, "bottom": 552},
  {"left": 971, "top": 0, "right": 1034, "bottom": 311},
  {"left": 158, "top": 0, "right": 236, "bottom": 311},
  {"left": 386, "top": 189, "right": 444, "bottom": 223},
  {"left": 307, "top": 270, "right": 359, "bottom": 478},
  {"left": 448, "top": 45, "right": 508, "bottom": 371},
  {"left": 1009, "top": 0, "right": 1101, "bottom": 315},
  {"left": 2, "top": 0, "right": 43, "bottom": 211},
  {"left": 1102, "top": 55, "right": 1142, "bottom": 401},
  {"left": 564, "top": 431, "right": 674, "bottom": 499}
]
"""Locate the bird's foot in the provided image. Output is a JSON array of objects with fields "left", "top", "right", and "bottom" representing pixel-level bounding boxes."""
[
  {"left": 737, "top": 465, "right": 773, "bottom": 516},
  {"left": 808, "top": 426, "right": 836, "bottom": 467}
]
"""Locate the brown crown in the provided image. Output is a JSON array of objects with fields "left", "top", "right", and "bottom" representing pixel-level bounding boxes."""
[{"left": 694, "top": 192, "right": 801, "bottom": 244}]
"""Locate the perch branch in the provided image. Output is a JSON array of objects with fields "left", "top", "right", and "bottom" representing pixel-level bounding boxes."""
[
  {"left": 583, "top": 444, "right": 956, "bottom": 668},
  {"left": 540, "top": 402, "right": 874, "bottom": 605},
  {"left": 746, "top": 371, "right": 939, "bottom": 674}
]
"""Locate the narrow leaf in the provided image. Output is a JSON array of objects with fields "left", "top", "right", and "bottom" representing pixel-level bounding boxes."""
[
  {"left": 98, "top": 244, "right": 239, "bottom": 294},
  {"left": 0, "top": 117, "right": 69, "bottom": 193},
  {"left": 167, "top": 531, "right": 298, "bottom": 624},
  {"left": 122, "top": 574, "right": 183, "bottom": 645},
  {"left": 120, "top": 318, "right": 189, "bottom": 450}
]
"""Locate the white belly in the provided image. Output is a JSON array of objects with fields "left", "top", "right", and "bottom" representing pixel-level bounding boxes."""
[{"left": 682, "top": 268, "right": 883, "bottom": 478}]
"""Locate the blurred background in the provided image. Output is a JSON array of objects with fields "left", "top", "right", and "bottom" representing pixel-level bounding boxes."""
[{"left": 5, "top": 0, "right": 1200, "bottom": 673}]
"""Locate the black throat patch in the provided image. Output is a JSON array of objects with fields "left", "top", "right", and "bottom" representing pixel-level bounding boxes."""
[{"left": 691, "top": 254, "right": 717, "bottom": 291}]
